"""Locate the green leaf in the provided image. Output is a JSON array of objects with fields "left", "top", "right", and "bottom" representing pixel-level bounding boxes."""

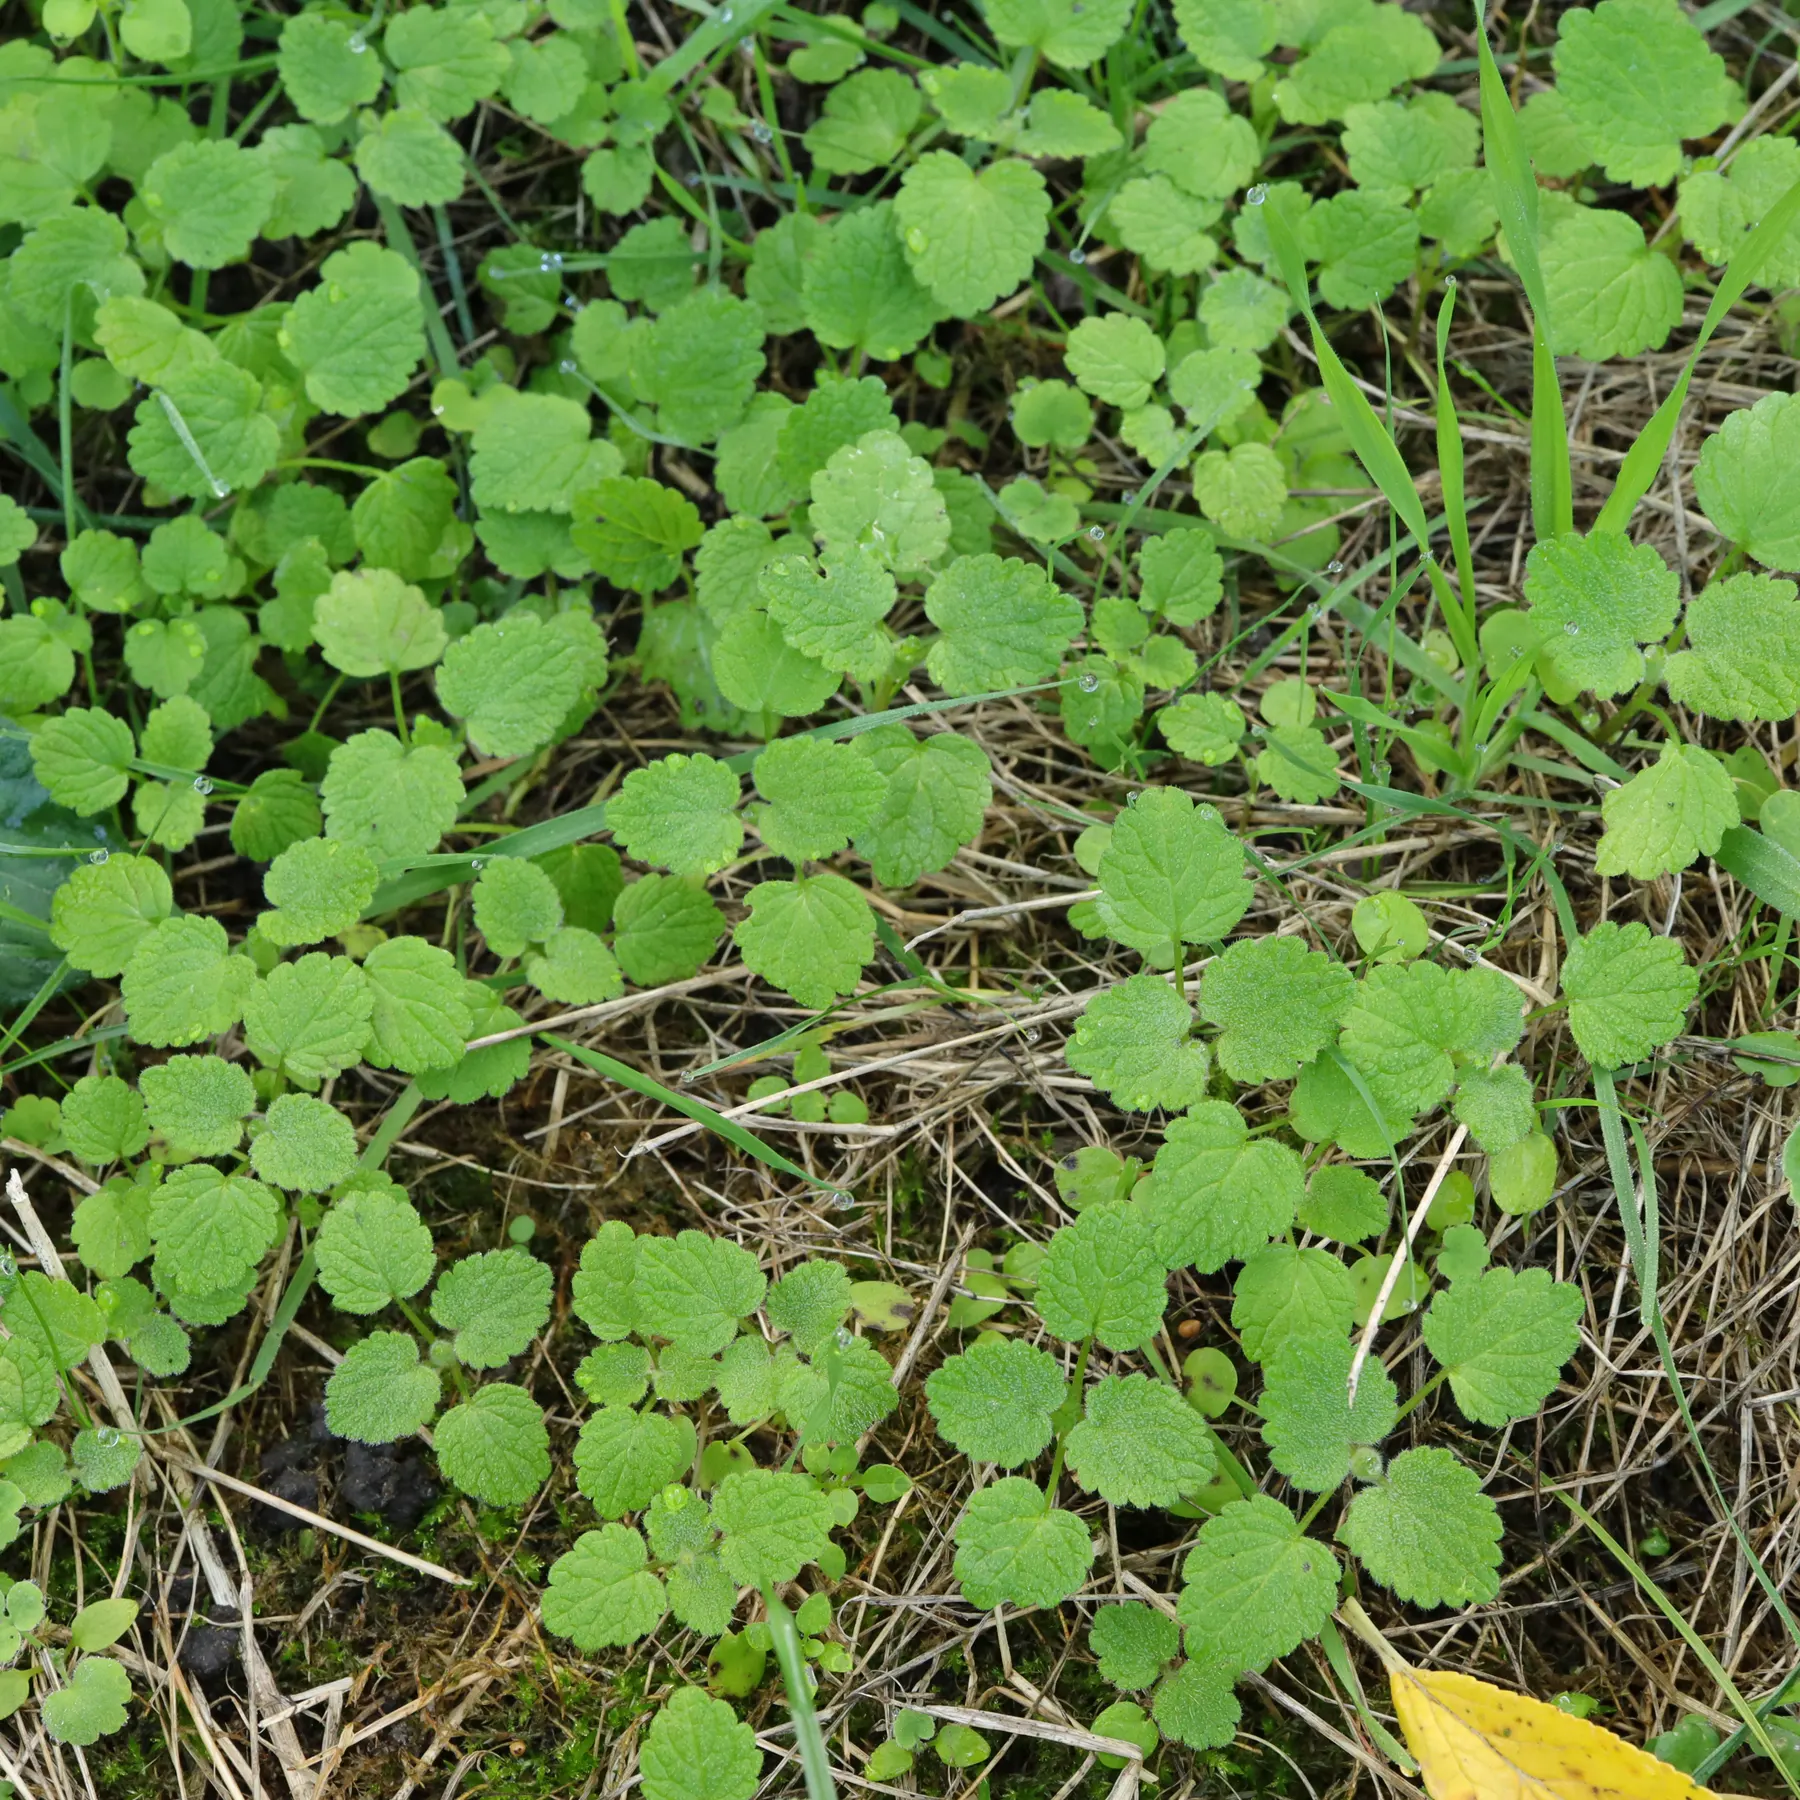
[
  {"left": 242, "top": 952, "right": 372, "bottom": 1085},
  {"left": 777, "top": 372, "right": 899, "bottom": 490},
  {"left": 1199, "top": 934, "right": 1354, "bottom": 1083},
  {"left": 250, "top": 1091, "right": 358, "bottom": 1191},
  {"left": 1143, "top": 86, "right": 1256, "bottom": 203},
  {"left": 354, "top": 106, "right": 465, "bottom": 207},
  {"left": 570, "top": 476, "right": 703, "bottom": 594},
  {"left": 132, "top": 778, "right": 207, "bottom": 853},
  {"left": 433, "top": 1381, "right": 549, "bottom": 1505},
  {"left": 324, "top": 1329, "right": 441, "bottom": 1441},
  {"left": 1231, "top": 1243, "right": 1358, "bottom": 1362},
  {"left": 1342, "top": 92, "right": 1478, "bottom": 192},
  {"left": 1066, "top": 1371, "right": 1216, "bottom": 1508},
  {"left": 141, "top": 139, "right": 274, "bottom": 270},
  {"left": 542, "top": 1524, "right": 668, "bottom": 1649},
  {"left": 1540, "top": 206, "right": 1682, "bottom": 360},
  {"left": 1423, "top": 1265, "right": 1583, "bottom": 1426},
  {"left": 1339, "top": 1444, "right": 1501, "bottom": 1606},
  {"left": 362, "top": 934, "right": 475, "bottom": 1073},
  {"left": 232, "top": 771, "right": 321, "bottom": 863},
  {"left": 1258, "top": 1330, "right": 1396, "bottom": 1491},
  {"left": 631, "top": 286, "right": 766, "bottom": 444},
  {"left": 1066, "top": 314, "right": 1166, "bottom": 409},
  {"left": 1595, "top": 742, "right": 1737, "bottom": 880},
  {"left": 62, "top": 1076, "right": 149, "bottom": 1171},
  {"left": 320, "top": 729, "right": 461, "bottom": 862},
  {"left": 30, "top": 709, "right": 134, "bottom": 816},
  {"left": 526, "top": 922, "right": 624, "bottom": 1002},
  {"left": 577, "top": 1343, "right": 652, "bottom": 1407},
  {"left": 1036, "top": 1203, "right": 1167, "bottom": 1349},
  {"left": 851, "top": 726, "right": 992, "bottom": 887},
  {"left": 802, "top": 201, "right": 946, "bottom": 362},
  {"left": 1270, "top": 5, "right": 1439, "bottom": 125},
  {"left": 1521, "top": 530, "right": 1679, "bottom": 698},
  {"left": 712, "top": 1467, "right": 833, "bottom": 1584},
  {"left": 257, "top": 124, "right": 359, "bottom": 241},
  {"left": 353, "top": 456, "right": 461, "bottom": 580},
  {"left": 277, "top": 13, "right": 386, "bottom": 123},
  {"left": 127, "top": 361, "right": 280, "bottom": 499},
  {"left": 639, "top": 1687, "right": 761, "bottom": 1800},
  {"left": 953, "top": 1476, "right": 1094, "bottom": 1608},
  {"left": 1665, "top": 572, "right": 1800, "bottom": 722},
  {"left": 1453, "top": 1061, "right": 1536, "bottom": 1151},
  {"left": 140, "top": 1052, "right": 254, "bottom": 1159},
  {"left": 608, "top": 753, "right": 743, "bottom": 877},
  {"left": 635, "top": 1230, "right": 766, "bottom": 1353},
  {"left": 734, "top": 873, "right": 874, "bottom": 1010},
  {"left": 751, "top": 734, "right": 888, "bottom": 863},
  {"left": 0, "top": 615, "right": 75, "bottom": 712},
  {"left": 432, "top": 1248, "right": 552, "bottom": 1367},
  {"left": 10, "top": 206, "right": 143, "bottom": 330},
  {"left": 984, "top": 0, "right": 1131, "bottom": 67},
  {"left": 573, "top": 1405, "right": 697, "bottom": 1517},
  {"left": 573, "top": 1221, "right": 639, "bottom": 1340},
  {"left": 613, "top": 876, "right": 724, "bottom": 985},
  {"left": 68, "top": 1597, "right": 137, "bottom": 1653},
  {"left": 42, "top": 1655, "right": 131, "bottom": 1746},
  {"left": 385, "top": 3, "right": 509, "bottom": 120},
  {"left": 1090, "top": 1601, "right": 1181, "bottom": 1690},
  {"left": 1138, "top": 528, "right": 1225, "bottom": 627},
  {"left": 713, "top": 610, "right": 839, "bottom": 717},
  {"left": 1338, "top": 961, "right": 1525, "bottom": 1120},
  {"left": 472, "top": 858, "right": 563, "bottom": 959},
  {"left": 1140, "top": 1101, "right": 1305, "bottom": 1273},
  {"left": 149, "top": 1164, "right": 277, "bottom": 1292},
  {"left": 893, "top": 151, "right": 1050, "bottom": 317},
  {"left": 1159, "top": 692, "right": 1246, "bottom": 766},
  {"left": 316, "top": 1186, "right": 435, "bottom": 1314},
  {"left": 436, "top": 611, "right": 591, "bottom": 759},
  {"left": 924, "top": 552, "right": 1083, "bottom": 694},
  {"left": 1019, "top": 89, "right": 1123, "bottom": 157},
  {"left": 1177, "top": 1493, "right": 1338, "bottom": 1672},
  {"left": 765, "top": 1259, "right": 853, "bottom": 1356},
  {"left": 804, "top": 69, "right": 921, "bottom": 175},
  {"left": 1065, "top": 973, "right": 1211, "bottom": 1113},
  {"left": 120, "top": 914, "right": 255, "bottom": 1046},
  {"left": 260, "top": 837, "right": 380, "bottom": 948},
  {"left": 1551, "top": 0, "right": 1740, "bottom": 189},
  {"left": 1693, "top": 393, "right": 1800, "bottom": 572},
  {"left": 1153, "top": 1655, "right": 1241, "bottom": 1750},
  {"left": 1192, "top": 441, "right": 1287, "bottom": 540},
  {"left": 1094, "top": 788, "right": 1252, "bottom": 967},
  {"left": 811, "top": 430, "right": 950, "bottom": 573},
  {"left": 313, "top": 567, "right": 447, "bottom": 679},
  {"left": 760, "top": 550, "right": 896, "bottom": 682},
  {"left": 281, "top": 242, "right": 425, "bottom": 416},
  {"left": 924, "top": 1337, "right": 1068, "bottom": 1468}
]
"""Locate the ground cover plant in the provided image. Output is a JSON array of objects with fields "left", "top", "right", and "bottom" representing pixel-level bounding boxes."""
[{"left": 3, "top": 0, "right": 1800, "bottom": 1790}]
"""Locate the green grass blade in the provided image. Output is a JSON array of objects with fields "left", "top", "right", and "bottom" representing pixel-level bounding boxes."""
[
  {"left": 761, "top": 1584, "right": 839, "bottom": 1800},
  {"left": 1714, "top": 824, "right": 1800, "bottom": 920},
  {"left": 1596, "top": 170, "right": 1800, "bottom": 533},
  {"left": 542, "top": 1033, "right": 850, "bottom": 1198},
  {"left": 1473, "top": 0, "right": 1571, "bottom": 542},
  {"left": 1432, "top": 282, "right": 1479, "bottom": 674}
]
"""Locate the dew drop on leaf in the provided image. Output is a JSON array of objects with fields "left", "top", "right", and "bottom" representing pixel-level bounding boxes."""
[
  {"left": 1087, "top": 525, "right": 1105, "bottom": 541},
  {"left": 539, "top": 251, "right": 563, "bottom": 273},
  {"left": 1078, "top": 671, "right": 1101, "bottom": 692},
  {"left": 1325, "top": 560, "right": 1345, "bottom": 574},
  {"left": 1245, "top": 184, "right": 1268, "bottom": 205},
  {"left": 88, "top": 848, "right": 109, "bottom": 865},
  {"left": 559, "top": 359, "right": 578, "bottom": 374},
  {"left": 192, "top": 776, "right": 212, "bottom": 795},
  {"left": 347, "top": 31, "right": 366, "bottom": 49},
  {"left": 96, "top": 1427, "right": 119, "bottom": 1449},
  {"left": 1069, "top": 247, "right": 1087, "bottom": 266},
  {"left": 1121, "top": 490, "right": 1136, "bottom": 504}
]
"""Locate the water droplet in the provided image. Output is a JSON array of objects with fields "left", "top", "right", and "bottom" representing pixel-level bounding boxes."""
[
  {"left": 831, "top": 1189, "right": 857, "bottom": 1211},
  {"left": 1318, "top": 395, "right": 1332, "bottom": 407},
  {"left": 431, "top": 403, "right": 445, "bottom": 416},
  {"left": 539, "top": 251, "right": 564, "bottom": 273},
  {"left": 559, "top": 358, "right": 577, "bottom": 374},
  {"left": 834, "top": 1325, "right": 854, "bottom": 1349},
  {"left": 1245, "top": 183, "right": 1268, "bottom": 205},
  {"left": 565, "top": 296, "right": 580, "bottom": 311},
  {"left": 1474, "top": 740, "right": 1489, "bottom": 755},
  {"left": 1023, "top": 1026, "right": 1041, "bottom": 1044},
  {"left": 1086, "top": 524, "right": 1105, "bottom": 541},
  {"left": 1078, "top": 671, "right": 1101, "bottom": 692},
  {"left": 347, "top": 31, "right": 367, "bottom": 50},
  {"left": 192, "top": 775, "right": 213, "bottom": 795},
  {"left": 1069, "top": 246, "right": 1088, "bottom": 266},
  {"left": 1121, "top": 490, "right": 1136, "bottom": 504},
  {"left": 751, "top": 121, "right": 773, "bottom": 144},
  {"left": 685, "top": 172, "right": 701, "bottom": 188},
  {"left": 88, "top": 848, "right": 109, "bottom": 865},
  {"left": 905, "top": 228, "right": 927, "bottom": 254},
  {"left": 678, "top": 1068, "right": 697, "bottom": 1085},
  {"left": 1304, "top": 603, "right": 1321, "bottom": 624},
  {"left": 1419, "top": 548, "right": 1435, "bottom": 563},
  {"left": 96, "top": 1427, "right": 119, "bottom": 1450},
  {"left": 1444, "top": 274, "right": 1458, "bottom": 287},
  {"left": 1126, "top": 790, "right": 1140, "bottom": 806},
  {"left": 1564, "top": 621, "right": 1580, "bottom": 636},
  {"left": 1325, "top": 559, "right": 1344, "bottom": 574},
  {"left": 720, "top": 3, "right": 734, "bottom": 19},
  {"left": 0, "top": 1257, "right": 15, "bottom": 1280},
  {"left": 469, "top": 857, "right": 485, "bottom": 872}
]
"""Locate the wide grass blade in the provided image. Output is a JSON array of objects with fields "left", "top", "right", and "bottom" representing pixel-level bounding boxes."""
[{"left": 1595, "top": 170, "right": 1800, "bottom": 533}]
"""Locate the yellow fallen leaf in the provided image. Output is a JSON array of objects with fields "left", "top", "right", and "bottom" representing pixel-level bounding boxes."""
[{"left": 1388, "top": 1665, "right": 1724, "bottom": 1800}]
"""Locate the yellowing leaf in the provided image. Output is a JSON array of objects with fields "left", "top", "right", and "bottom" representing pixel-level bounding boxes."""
[{"left": 1388, "top": 1665, "right": 1723, "bottom": 1800}]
